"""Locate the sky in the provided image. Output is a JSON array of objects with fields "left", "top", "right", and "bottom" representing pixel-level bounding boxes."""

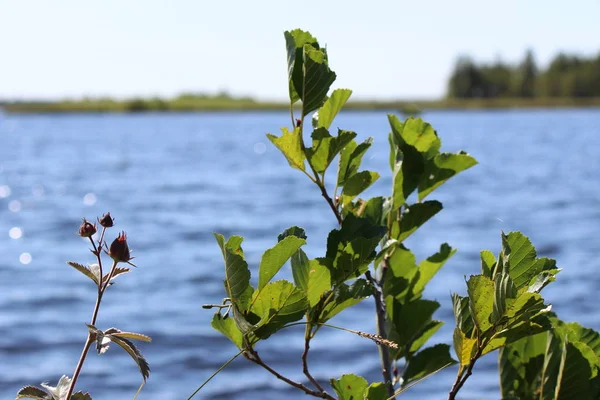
[{"left": 1, "top": 0, "right": 599, "bottom": 101}]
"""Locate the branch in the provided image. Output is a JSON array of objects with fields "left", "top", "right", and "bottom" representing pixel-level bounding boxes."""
[
  {"left": 447, "top": 340, "right": 485, "bottom": 400},
  {"left": 366, "top": 270, "right": 395, "bottom": 398},
  {"left": 302, "top": 327, "right": 326, "bottom": 393},
  {"left": 247, "top": 349, "right": 335, "bottom": 399}
]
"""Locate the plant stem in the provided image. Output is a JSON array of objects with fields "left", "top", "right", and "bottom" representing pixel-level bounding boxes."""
[
  {"left": 447, "top": 342, "right": 484, "bottom": 400},
  {"left": 188, "top": 351, "right": 243, "bottom": 399},
  {"left": 366, "top": 270, "right": 395, "bottom": 399},
  {"left": 302, "top": 325, "right": 326, "bottom": 393},
  {"left": 65, "top": 256, "right": 118, "bottom": 399},
  {"left": 247, "top": 349, "right": 335, "bottom": 399}
]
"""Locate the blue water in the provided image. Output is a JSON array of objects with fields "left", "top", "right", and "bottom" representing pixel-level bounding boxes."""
[{"left": 1, "top": 109, "right": 599, "bottom": 399}]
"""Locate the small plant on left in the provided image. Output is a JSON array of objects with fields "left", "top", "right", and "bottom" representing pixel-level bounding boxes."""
[{"left": 16, "top": 213, "right": 151, "bottom": 400}]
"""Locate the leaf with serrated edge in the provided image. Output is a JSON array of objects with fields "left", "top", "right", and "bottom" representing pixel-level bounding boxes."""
[
  {"left": 480, "top": 250, "right": 496, "bottom": 277},
  {"left": 109, "top": 331, "right": 152, "bottom": 342},
  {"left": 395, "top": 201, "right": 443, "bottom": 242},
  {"left": 67, "top": 261, "right": 100, "bottom": 286},
  {"left": 71, "top": 393, "right": 92, "bottom": 400},
  {"left": 402, "top": 344, "right": 457, "bottom": 386},
  {"left": 453, "top": 327, "right": 477, "bottom": 366},
  {"left": 109, "top": 335, "right": 150, "bottom": 381},
  {"left": 214, "top": 233, "right": 252, "bottom": 310},
  {"left": 258, "top": 235, "right": 305, "bottom": 290},
  {"left": 291, "top": 248, "right": 309, "bottom": 293},
  {"left": 418, "top": 152, "right": 477, "bottom": 201},
  {"left": 316, "top": 89, "right": 352, "bottom": 129},
  {"left": 251, "top": 280, "right": 307, "bottom": 328},
  {"left": 211, "top": 313, "right": 243, "bottom": 349},
  {"left": 284, "top": 29, "right": 318, "bottom": 104},
  {"left": 266, "top": 127, "right": 306, "bottom": 171},
  {"left": 16, "top": 386, "right": 48, "bottom": 399},
  {"left": 340, "top": 171, "right": 379, "bottom": 206},
  {"left": 410, "top": 243, "right": 455, "bottom": 300},
  {"left": 102, "top": 266, "right": 130, "bottom": 284},
  {"left": 301, "top": 45, "right": 336, "bottom": 116},
  {"left": 330, "top": 374, "right": 368, "bottom": 400},
  {"left": 467, "top": 275, "right": 495, "bottom": 334},
  {"left": 307, "top": 258, "right": 332, "bottom": 307}
]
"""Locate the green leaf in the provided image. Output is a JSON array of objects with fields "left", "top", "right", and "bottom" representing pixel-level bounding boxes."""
[
  {"left": 16, "top": 386, "right": 48, "bottom": 399},
  {"left": 258, "top": 235, "right": 306, "bottom": 290},
  {"left": 251, "top": 280, "right": 307, "bottom": 338},
  {"left": 332, "top": 236, "right": 380, "bottom": 283},
  {"left": 393, "top": 201, "right": 442, "bottom": 242},
  {"left": 392, "top": 117, "right": 441, "bottom": 159},
  {"left": 480, "top": 250, "right": 496, "bottom": 277},
  {"left": 402, "top": 344, "right": 457, "bottom": 386},
  {"left": 307, "top": 258, "right": 332, "bottom": 307},
  {"left": 387, "top": 297, "right": 440, "bottom": 349},
  {"left": 407, "top": 320, "right": 444, "bottom": 355},
  {"left": 410, "top": 243, "right": 456, "bottom": 299},
  {"left": 284, "top": 29, "right": 318, "bottom": 104},
  {"left": 365, "top": 382, "right": 387, "bottom": 400},
  {"left": 340, "top": 171, "right": 380, "bottom": 206},
  {"left": 318, "top": 279, "right": 373, "bottom": 322},
  {"left": 330, "top": 374, "right": 368, "bottom": 400},
  {"left": 467, "top": 275, "right": 495, "bottom": 333},
  {"left": 102, "top": 266, "right": 130, "bottom": 285},
  {"left": 492, "top": 273, "right": 518, "bottom": 324},
  {"left": 266, "top": 127, "right": 306, "bottom": 171},
  {"left": 452, "top": 293, "right": 475, "bottom": 336},
  {"left": 337, "top": 138, "right": 373, "bottom": 186},
  {"left": 214, "top": 233, "right": 252, "bottom": 311},
  {"left": 211, "top": 313, "right": 243, "bottom": 349},
  {"left": 109, "top": 331, "right": 152, "bottom": 343},
  {"left": 557, "top": 341, "right": 595, "bottom": 400},
  {"left": 306, "top": 128, "right": 356, "bottom": 174},
  {"left": 67, "top": 261, "right": 100, "bottom": 286},
  {"left": 277, "top": 226, "right": 307, "bottom": 241},
  {"left": 382, "top": 245, "right": 418, "bottom": 302},
  {"left": 301, "top": 44, "right": 337, "bottom": 116},
  {"left": 316, "top": 88, "right": 352, "bottom": 129},
  {"left": 499, "top": 332, "right": 547, "bottom": 400},
  {"left": 291, "top": 248, "right": 310, "bottom": 293},
  {"left": 418, "top": 152, "right": 477, "bottom": 201},
  {"left": 453, "top": 327, "right": 477, "bottom": 366},
  {"left": 502, "top": 232, "right": 559, "bottom": 291},
  {"left": 541, "top": 331, "right": 567, "bottom": 400},
  {"left": 109, "top": 335, "right": 151, "bottom": 382},
  {"left": 71, "top": 393, "right": 92, "bottom": 400}
]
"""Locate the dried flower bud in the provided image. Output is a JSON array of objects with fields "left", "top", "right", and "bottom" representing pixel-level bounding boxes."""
[
  {"left": 78, "top": 218, "right": 97, "bottom": 237},
  {"left": 109, "top": 231, "right": 133, "bottom": 264},
  {"left": 98, "top": 212, "right": 114, "bottom": 228}
]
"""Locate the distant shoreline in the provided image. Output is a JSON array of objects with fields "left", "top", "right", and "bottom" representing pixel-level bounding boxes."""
[{"left": 2, "top": 97, "right": 600, "bottom": 114}]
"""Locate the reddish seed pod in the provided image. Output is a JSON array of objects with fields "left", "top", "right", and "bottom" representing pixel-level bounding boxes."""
[
  {"left": 98, "top": 212, "right": 114, "bottom": 228},
  {"left": 78, "top": 218, "right": 97, "bottom": 238},
  {"left": 109, "top": 231, "right": 132, "bottom": 264}
]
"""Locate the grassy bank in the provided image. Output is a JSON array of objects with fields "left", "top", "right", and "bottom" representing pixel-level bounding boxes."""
[{"left": 2, "top": 96, "right": 600, "bottom": 113}]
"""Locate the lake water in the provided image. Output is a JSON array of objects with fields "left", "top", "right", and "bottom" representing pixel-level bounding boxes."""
[{"left": 1, "top": 109, "right": 599, "bottom": 399}]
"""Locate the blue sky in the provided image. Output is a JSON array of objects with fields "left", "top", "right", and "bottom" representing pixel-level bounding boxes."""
[{"left": 1, "top": 0, "right": 598, "bottom": 100}]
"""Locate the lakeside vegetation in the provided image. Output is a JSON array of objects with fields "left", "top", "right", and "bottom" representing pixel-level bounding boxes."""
[
  {"left": 2, "top": 94, "right": 600, "bottom": 114},
  {"left": 2, "top": 50, "right": 599, "bottom": 114}
]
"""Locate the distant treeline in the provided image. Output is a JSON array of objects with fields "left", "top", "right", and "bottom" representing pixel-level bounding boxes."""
[{"left": 448, "top": 50, "right": 600, "bottom": 98}]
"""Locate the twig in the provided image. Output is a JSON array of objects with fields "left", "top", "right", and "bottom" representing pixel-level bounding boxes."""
[
  {"left": 247, "top": 349, "right": 336, "bottom": 399},
  {"left": 447, "top": 341, "right": 485, "bottom": 400},
  {"left": 302, "top": 326, "right": 326, "bottom": 393},
  {"left": 188, "top": 351, "right": 243, "bottom": 399},
  {"left": 366, "top": 270, "right": 395, "bottom": 398}
]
